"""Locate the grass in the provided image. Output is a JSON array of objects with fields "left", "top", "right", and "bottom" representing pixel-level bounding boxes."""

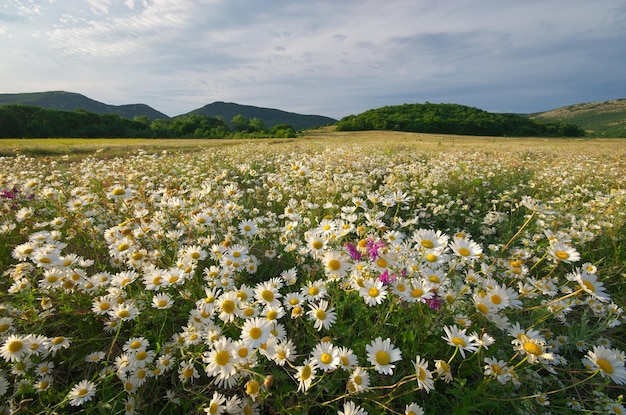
[{"left": 0, "top": 131, "right": 624, "bottom": 414}]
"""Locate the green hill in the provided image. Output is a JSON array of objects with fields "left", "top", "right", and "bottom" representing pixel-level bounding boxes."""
[
  {"left": 528, "top": 99, "right": 626, "bottom": 137},
  {"left": 184, "top": 101, "right": 337, "bottom": 131},
  {"left": 336, "top": 102, "right": 585, "bottom": 137},
  {"left": 0, "top": 91, "right": 169, "bottom": 120}
]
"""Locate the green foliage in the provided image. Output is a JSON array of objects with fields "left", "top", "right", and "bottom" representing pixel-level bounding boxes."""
[
  {"left": 529, "top": 99, "right": 626, "bottom": 138},
  {"left": 336, "top": 102, "right": 586, "bottom": 137},
  {"left": 0, "top": 106, "right": 294, "bottom": 139}
]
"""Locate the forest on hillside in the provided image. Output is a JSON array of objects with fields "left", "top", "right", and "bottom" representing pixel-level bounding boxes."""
[
  {"left": 336, "top": 103, "right": 586, "bottom": 137},
  {"left": 0, "top": 105, "right": 296, "bottom": 138}
]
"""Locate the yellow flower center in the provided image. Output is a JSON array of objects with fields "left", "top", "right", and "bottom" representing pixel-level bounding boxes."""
[
  {"left": 327, "top": 259, "right": 341, "bottom": 271},
  {"left": 523, "top": 342, "right": 543, "bottom": 356},
  {"left": 554, "top": 251, "right": 569, "bottom": 260},
  {"left": 266, "top": 309, "right": 278, "bottom": 320},
  {"left": 418, "top": 367, "right": 426, "bottom": 381},
  {"left": 320, "top": 353, "right": 332, "bottom": 364},
  {"left": 222, "top": 300, "right": 236, "bottom": 314},
  {"left": 117, "top": 243, "right": 129, "bottom": 252},
  {"left": 8, "top": 340, "right": 24, "bottom": 353},
  {"left": 52, "top": 337, "right": 65, "bottom": 345},
  {"left": 77, "top": 388, "right": 89, "bottom": 397},
  {"left": 596, "top": 358, "right": 614, "bottom": 374},
  {"left": 309, "top": 286, "right": 320, "bottom": 296},
  {"left": 249, "top": 327, "right": 262, "bottom": 340},
  {"left": 376, "top": 258, "right": 387, "bottom": 268},
  {"left": 301, "top": 365, "right": 312, "bottom": 380},
  {"left": 136, "top": 351, "right": 148, "bottom": 361},
  {"left": 477, "top": 303, "right": 489, "bottom": 314},
  {"left": 209, "top": 402, "right": 219, "bottom": 414},
  {"left": 118, "top": 310, "right": 130, "bottom": 318},
  {"left": 316, "top": 309, "right": 327, "bottom": 320},
  {"left": 261, "top": 290, "right": 274, "bottom": 303},
  {"left": 130, "top": 341, "right": 142, "bottom": 350},
  {"left": 421, "top": 240, "right": 434, "bottom": 249},
  {"left": 215, "top": 350, "right": 230, "bottom": 366},
  {"left": 112, "top": 188, "right": 126, "bottom": 196},
  {"left": 451, "top": 337, "right": 466, "bottom": 347},
  {"left": 490, "top": 294, "right": 502, "bottom": 305},
  {"left": 354, "top": 374, "right": 362, "bottom": 385},
  {"left": 312, "top": 240, "right": 323, "bottom": 250},
  {"left": 581, "top": 280, "right": 595, "bottom": 292},
  {"left": 411, "top": 287, "right": 423, "bottom": 298},
  {"left": 157, "top": 299, "right": 168, "bottom": 307},
  {"left": 368, "top": 287, "right": 380, "bottom": 297},
  {"left": 458, "top": 247, "right": 471, "bottom": 257},
  {"left": 375, "top": 350, "right": 390, "bottom": 366}
]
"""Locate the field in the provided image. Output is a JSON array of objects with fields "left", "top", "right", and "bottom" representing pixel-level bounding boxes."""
[{"left": 0, "top": 131, "right": 625, "bottom": 414}]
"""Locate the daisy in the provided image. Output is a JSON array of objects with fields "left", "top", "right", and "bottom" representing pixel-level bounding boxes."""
[
  {"left": 322, "top": 250, "right": 350, "bottom": 279},
  {"left": 152, "top": 293, "right": 174, "bottom": 309},
  {"left": 338, "top": 401, "right": 368, "bottom": 415},
  {"left": 366, "top": 337, "right": 402, "bottom": 375},
  {"left": 240, "top": 317, "right": 272, "bottom": 349},
  {"left": 435, "top": 359, "right": 453, "bottom": 383},
  {"left": 295, "top": 358, "right": 317, "bottom": 392},
  {"left": 204, "top": 391, "right": 227, "bottom": 415},
  {"left": 414, "top": 355, "right": 434, "bottom": 393},
  {"left": 311, "top": 341, "right": 340, "bottom": 372},
  {"left": 1, "top": 334, "right": 31, "bottom": 362},
  {"left": 337, "top": 346, "right": 358, "bottom": 371},
  {"left": 483, "top": 357, "right": 512, "bottom": 385},
  {"left": 405, "top": 403, "right": 425, "bottom": 415},
  {"left": 85, "top": 351, "right": 106, "bottom": 363},
  {"left": 178, "top": 360, "right": 200, "bottom": 383},
  {"left": 215, "top": 291, "right": 240, "bottom": 323},
  {"left": 583, "top": 346, "right": 626, "bottom": 384},
  {"left": 68, "top": 379, "right": 96, "bottom": 406},
  {"left": 35, "top": 375, "right": 53, "bottom": 393},
  {"left": 442, "top": 325, "right": 479, "bottom": 358},
  {"left": 413, "top": 228, "right": 448, "bottom": 251},
  {"left": 203, "top": 337, "right": 237, "bottom": 381},
  {"left": 347, "top": 366, "right": 370, "bottom": 394},
  {"left": 302, "top": 280, "right": 328, "bottom": 301},
  {"left": 574, "top": 270, "right": 610, "bottom": 302},
  {"left": 359, "top": 278, "right": 388, "bottom": 306},
  {"left": 254, "top": 281, "right": 282, "bottom": 309},
  {"left": 449, "top": 236, "right": 482, "bottom": 260},
  {"left": 124, "top": 337, "right": 149, "bottom": 353},
  {"left": 307, "top": 300, "right": 337, "bottom": 331},
  {"left": 110, "top": 302, "right": 139, "bottom": 321},
  {"left": 272, "top": 338, "right": 297, "bottom": 366},
  {"left": 549, "top": 242, "right": 580, "bottom": 263}
]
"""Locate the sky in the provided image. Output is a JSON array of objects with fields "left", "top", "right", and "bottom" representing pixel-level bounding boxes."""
[{"left": 1, "top": 0, "right": 625, "bottom": 119}]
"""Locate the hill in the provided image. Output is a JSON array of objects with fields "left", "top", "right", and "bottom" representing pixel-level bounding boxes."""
[
  {"left": 336, "top": 102, "right": 585, "bottom": 137},
  {"left": 184, "top": 101, "right": 337, "bottom": 131},
  {"left": 0, "top": 91, "right": 169, "bottom": 120},
  {"left": 528, "top": 99, "right": 626, "bottom": 137}
]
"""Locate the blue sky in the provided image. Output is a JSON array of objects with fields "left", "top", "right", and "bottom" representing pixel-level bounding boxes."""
[{"left": 1, "top": 0, "right": 625, "bottom": 118}]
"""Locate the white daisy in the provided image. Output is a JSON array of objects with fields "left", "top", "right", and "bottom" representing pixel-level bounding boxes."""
[{"left": 366, "top": 337, "right": 402, "bottom": 375}]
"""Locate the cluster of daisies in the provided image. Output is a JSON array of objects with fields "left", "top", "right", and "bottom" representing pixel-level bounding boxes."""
[{"left": 0, "top": 142, "right": 624, "bottom": 414}]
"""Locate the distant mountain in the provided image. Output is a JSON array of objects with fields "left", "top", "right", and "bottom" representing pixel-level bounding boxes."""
[
  {"left": 0, "top": 91, "right": 169, "bottom": 120},
  {"left": 527, "top": 99, "right": 626, "bottom": 137},
  {"left": 184, "top": 101, "right": 337, "bottom": 131}
]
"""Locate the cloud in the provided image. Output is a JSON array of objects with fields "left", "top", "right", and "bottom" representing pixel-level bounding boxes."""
[{"left": 1, "top": 0, "right": 625, "bottom": 118}]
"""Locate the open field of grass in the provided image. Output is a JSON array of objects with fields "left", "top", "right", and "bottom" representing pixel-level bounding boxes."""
[
  {"left": 1, "top": 129, "right": 625, "bottom": 160},
  {"left": 0, "top": 131, "right": 624, "bottom": 414}
]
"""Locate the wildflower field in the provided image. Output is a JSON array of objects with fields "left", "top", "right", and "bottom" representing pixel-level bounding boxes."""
[{"left": 0, "top": 132, "right": 625, "bottom": 414}]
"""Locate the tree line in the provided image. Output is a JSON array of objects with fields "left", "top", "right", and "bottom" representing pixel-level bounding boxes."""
[
  {"left": 0, "top": 105, "right": 297, "bottom": 138},
  {"left": 335, "top": 102, "right": 586, "bottom": 137}
]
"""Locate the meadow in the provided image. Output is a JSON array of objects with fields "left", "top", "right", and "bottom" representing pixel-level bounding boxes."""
[{"left": 0, "top": 131, "right": 624, "bottom": 414}]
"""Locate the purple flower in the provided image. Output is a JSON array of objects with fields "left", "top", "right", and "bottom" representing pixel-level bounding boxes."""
[
  {"left": 0, "top": 187, "right": 18, "bottom": 199},
  {"left": 345, "top": 242, "right": 363, "bottom": 261},
  {"left": 378, "top": 270, "right": 396, "bottom": 285},
  {"left": 366, "top": 238, "right": 386, "bottom": 260},
  {"left": 426, "top": 295, "right": 443, "bottom": 310}
]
